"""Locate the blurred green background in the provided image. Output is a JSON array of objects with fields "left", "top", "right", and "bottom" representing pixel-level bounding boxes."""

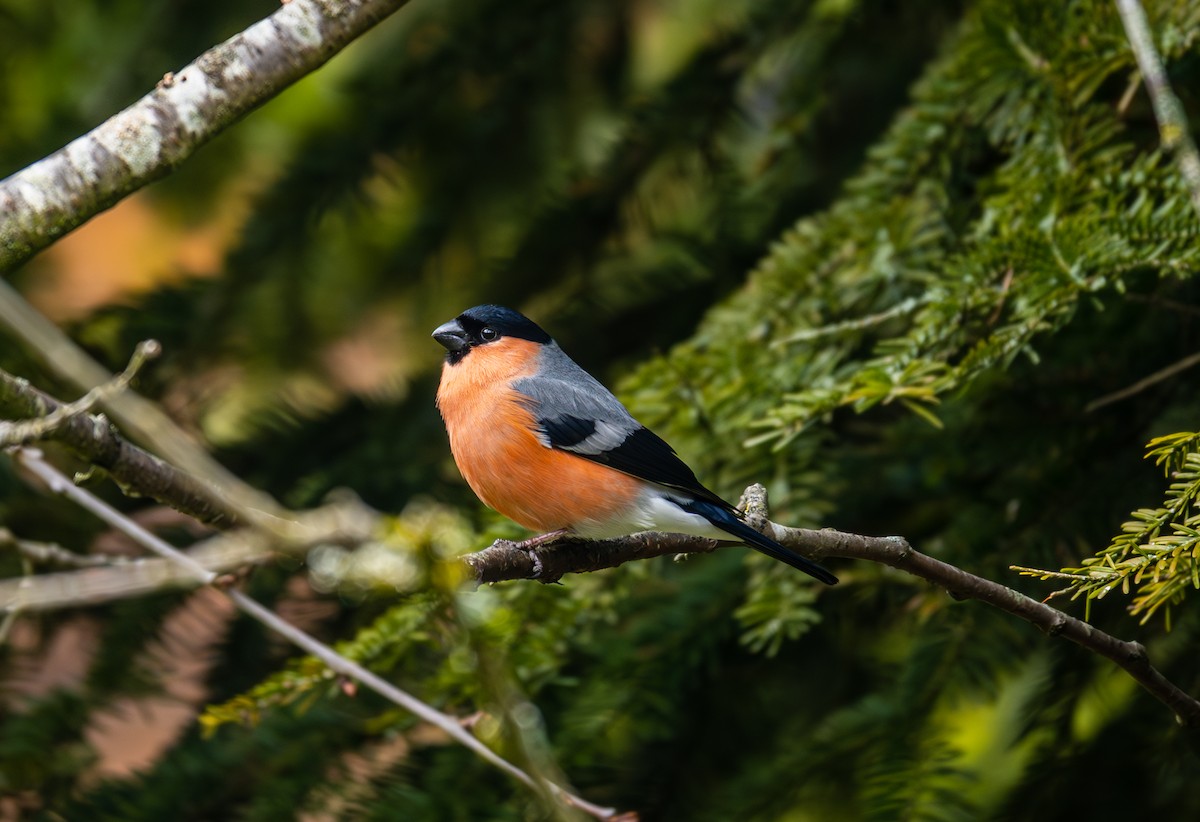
[{"left": 3, "top": 0, "right": 1200, "bottom": 819}]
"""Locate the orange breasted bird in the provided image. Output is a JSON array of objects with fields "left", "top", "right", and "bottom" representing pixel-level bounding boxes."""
[{"left": 432, "top": 305, "right": 838, "bottom": 585}]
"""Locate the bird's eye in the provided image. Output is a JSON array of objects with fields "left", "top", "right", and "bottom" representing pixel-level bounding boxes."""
[{"left": 479, "top": 326, "right": 499, "bottom": 342}]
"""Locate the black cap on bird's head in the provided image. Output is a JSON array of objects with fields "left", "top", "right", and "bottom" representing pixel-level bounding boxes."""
[{"left": 432, "top": 305, "right": 552, "bottom": 363}]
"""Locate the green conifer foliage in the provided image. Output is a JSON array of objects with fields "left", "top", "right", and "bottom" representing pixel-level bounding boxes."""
[{"left": 5, "top": 0, "right": 1200, "bottom": 819}]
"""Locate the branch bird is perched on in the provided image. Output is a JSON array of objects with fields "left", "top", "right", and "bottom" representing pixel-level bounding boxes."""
[{"left": 432, "top": 305, "right": 838, "bottom": 585}]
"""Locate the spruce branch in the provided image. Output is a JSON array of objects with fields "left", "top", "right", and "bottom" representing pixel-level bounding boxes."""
[
  {"left": 1017, "top": 432, "right": 1200, "bottom": 625},
  {"left": 1115, "top": 0, "right": 1200, "bottom": 219},
  {"left": 0, "top": 0, "right": 412, "bottom": 274},
  {"left": 11, "top": 449, "right": 622, "bottom": 822},
  {"left": 463, "top": 484, "right": 1200, "bottom": 731}
]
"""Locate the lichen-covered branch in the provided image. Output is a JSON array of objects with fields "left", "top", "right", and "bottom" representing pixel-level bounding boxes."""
[
  {"left": 463, "top": 484, "right": 1200, "bottom": 730},
  {"left": 0, "top": 0, "right": 411, "bottom": 274}
]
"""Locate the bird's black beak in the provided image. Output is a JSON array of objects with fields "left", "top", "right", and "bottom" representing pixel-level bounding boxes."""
[{"left": 432, "top": 319, "right": 470, "bottom": 353}]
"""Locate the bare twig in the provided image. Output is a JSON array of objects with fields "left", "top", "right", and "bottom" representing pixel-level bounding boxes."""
[
  {"left": 0, "top": 498, "right": 376, "bottom": 612},
  {"left": 773, "top": 297, "right": 922, "bottom": 346},
  {"left": 1085, "top": 350, "right": 1200, "bottom": 412},
  {"left": 464, "top": 484, "right": 1200, "bottom": 731},
  {"left": 0, "top": 339, "right": 160, "bottom": 447},
  {"left": 0, "top": 0, "right": 412, "bottom": 273},
  {"left": 0, "top": 527, "right": 112, "bottom": 569},
  {"left": 0, "top": 360, "right": 237, "bottom": 527},
  {"left": 1114, "top": 0, "right": 1200, "bottom": 218},
  {"left": 1124, "top": 292, "right": 1200, "bottom": 318},
  {"left": 11, "top": 449, "right": 620, "bottom": 821},
  {"left": 0, "top": 279, "right": 284, "bottom": 529}
]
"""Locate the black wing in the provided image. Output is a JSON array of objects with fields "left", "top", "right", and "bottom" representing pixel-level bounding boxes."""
[{"left": 574, "top": 422, "right": 731, "bottom": 510}]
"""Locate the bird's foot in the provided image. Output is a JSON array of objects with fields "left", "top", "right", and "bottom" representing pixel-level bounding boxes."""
[{"left": 513, "top": 529, "right": 571, "bottom": 581}]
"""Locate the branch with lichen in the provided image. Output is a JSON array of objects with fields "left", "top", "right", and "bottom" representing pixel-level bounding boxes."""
[{"left": 0, "top": 0, "right": 412, "bottom": 274}]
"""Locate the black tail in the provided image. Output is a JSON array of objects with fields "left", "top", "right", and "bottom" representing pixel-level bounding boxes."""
[{"left": 683, "top": 499, "right": 839, "bottom": 585}]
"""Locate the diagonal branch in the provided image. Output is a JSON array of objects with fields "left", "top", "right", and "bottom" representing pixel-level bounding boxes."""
[
  {"left": 463, "top": 484, "right": 1200, "bottom": 731},
  {"left": 1114, "top": 0, "right": 1200, "bottom": 218},
  {"left": 0, "top": 497, "right": 376, "bottom": 612},
  {"left": 0, "top": 0, "right": 412, "bottom": 274},
  {"left": 1085, "top": 349, "right": 1200, "bottom": 412},
  {"left": 0, "top": 273, "right": 282, "bottom": 528},
  {"left": 0, "top": 360, "right": 237, "bottom": 527},
  {"left": 0, "top": 339, "right": 160, "bottom": 448},
  {"left": 0, "top": 527, "right": 111, "bottom": 570},
  {"left": 11, "top": 449, "right": 620, "bottom": 821}
]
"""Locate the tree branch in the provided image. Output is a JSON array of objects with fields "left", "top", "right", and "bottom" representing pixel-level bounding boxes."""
[
  {"left": 0, "top": 360, "right": 238, "bottom": 527},
  {"left": 1085, "top": 349, "right": 1200, "bottom": 412},
  {"left": 0, "top": 0, "right": 412, "bottom": 274},
  {"left": 11, "top": 448, "right": 620, "bottom": 822},
  {"left": 0, "top": 280, "right": 289, "bottom": 531},
  {"left": 0, "top": 339, "right": 160, "bottom": 448},
  {"left": 0, "top": 527, "right": 111, "bottom": 570},
  {"left": 466, "top": 530, "right": 726, "bottom": 584},
  {"left": 1114, "top": 0, "right": 1200, "bottom": 218},
  {"left": 0, "top": 495, "right": 376, "bottom": 612},
  {"left": 463, "top": 484, "right": 1200, "bottom": 731}
]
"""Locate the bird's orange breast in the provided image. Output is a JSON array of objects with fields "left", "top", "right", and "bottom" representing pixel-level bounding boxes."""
[{"left": 436, "top": 339, "right": 641, "bottom": 532}]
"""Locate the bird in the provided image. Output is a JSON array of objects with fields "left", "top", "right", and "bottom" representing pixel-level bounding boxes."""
[{"left": 432, "top": 304, "right": 838, "bottom": 585}]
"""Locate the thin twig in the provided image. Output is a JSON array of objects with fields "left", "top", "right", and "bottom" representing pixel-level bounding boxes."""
[
  {"left": 12, "top": 449, "right": 620, "bottom": 821},
  {"left": 0, "top": 361, "right": 238, "bottom": 527},
  {"left": 464, "top": 484, "right": 1200, "bottom": 731},
  {"left": 0, "top": 500, "right": 376, "bottom": 612},
  {"left": 0, "top": 279, "right": 284, "bottom": 530},
  {"left": 0, "top": 527, "right": 113, "bottom": 569},
  {"left": 1114, "top": 0, "right": 1200, "bottom": 218},
  {"left": 0, "top": 339, "right": 160, "bottom": 447},
  {"left": 1124, "top": 292, "right": 1200, "bottom": 319},
  {"left": 1085, "top": 350, "right": 1200, "bottom": 412},
  {"left": 772, "top": 297, "right": 922, "bottom": 346}
]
